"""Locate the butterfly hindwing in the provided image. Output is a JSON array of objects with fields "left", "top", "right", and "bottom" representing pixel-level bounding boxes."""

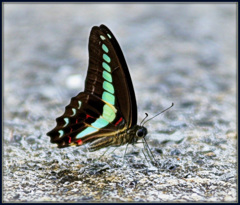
[
  {"left": 47, "top": 25, "right": 137, "bottom": 149},
  {"left": 47, "top": 92, "right": 124, "bottom": 148}
]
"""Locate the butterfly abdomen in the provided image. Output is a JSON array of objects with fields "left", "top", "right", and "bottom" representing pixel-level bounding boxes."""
[{"left": 89, "top": 126, "right": 139, "bottom": 151}]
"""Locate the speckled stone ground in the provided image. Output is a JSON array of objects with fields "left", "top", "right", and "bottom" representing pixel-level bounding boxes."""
[{"left": 3, "top": 3, "right": 237, "bottom": 202}]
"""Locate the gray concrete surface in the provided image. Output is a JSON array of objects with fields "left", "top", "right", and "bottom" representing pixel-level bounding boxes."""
[{"left": 3, "top": 3, "right": 237, "bottom": 202}]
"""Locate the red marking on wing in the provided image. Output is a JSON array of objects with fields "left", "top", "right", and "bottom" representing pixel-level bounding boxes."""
[
  {"left": 70, "top": 128, "right": 73, "bottom": 133},
  {"left": 86, "top": 114, "right": 92, "bottom": 119},
  {"left": 76, "top": 119, "right": 78, "bottom": 124},
  {"left": 76, "top": 139, "right": 83, "bottom": 145},
  {"left": 115, "top": 117, "right": 123, "bottom": 126},
  {"left": 68, "top": 136, "right": 71, "bottom": 143}
]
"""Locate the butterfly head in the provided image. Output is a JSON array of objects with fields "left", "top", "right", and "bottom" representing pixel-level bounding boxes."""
[
  {"left": 129, "top": 125, "right": 148, "bottom": 145},
  {"left": 136, "top": 126, "right": 148, "bottom": 139}
]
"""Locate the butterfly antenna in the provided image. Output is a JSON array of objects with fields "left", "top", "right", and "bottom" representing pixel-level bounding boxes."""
[
  {"left": 140, "top": 113, "right": 149, "bottom": 126},
  {"left": 142, "top": 103, "right": 174, "bottom": 126}
]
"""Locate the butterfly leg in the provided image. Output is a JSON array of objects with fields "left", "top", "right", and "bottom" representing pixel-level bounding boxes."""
[
  {"left": 91, "top": 146, "right": 121, "bottom": 165},
  {"left": 142, "top": 148, "right": 152, "bottom": 167},
  {"left": 121, "top": 129, "right": 134, "bottom": 167},
  {"left": 122, "top": 143, "right": 130, "bottom": 167},
  {"left": 142, "top": 138, "right": 160, "bottom": 172},
  {"left": 95, "top": 147, "right": 112, "bottom": 162}
]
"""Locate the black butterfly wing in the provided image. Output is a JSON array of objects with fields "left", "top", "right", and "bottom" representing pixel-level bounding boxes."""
[
  {"left": 85, "top": 25, "right": 137, "bottom": 126},
  {"left": 47, "top": 24, "right": 137, "bottom": 148}
]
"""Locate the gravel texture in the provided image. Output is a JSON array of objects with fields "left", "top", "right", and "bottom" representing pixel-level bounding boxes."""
[{"left": 3, "top": 3, "right": 237, "bottom": 202}]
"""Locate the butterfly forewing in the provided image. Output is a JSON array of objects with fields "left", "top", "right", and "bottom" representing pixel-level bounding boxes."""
[
  {"left": 47, "top": 25, "right": 137, "bottom": 149},
  {"left": 99, "top": 25, "right": 137, "bottom": 126},
  {"left": 85, "top": 25, "right": 137, "bottom": 126}
]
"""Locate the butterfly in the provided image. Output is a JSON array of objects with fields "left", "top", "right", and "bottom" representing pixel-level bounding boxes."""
[{"left": 47, "top": 24, "right": 172, "bottom": 154}]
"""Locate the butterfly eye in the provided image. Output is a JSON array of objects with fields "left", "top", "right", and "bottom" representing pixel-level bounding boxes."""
[{"left": 136, "top": 129, "right": 144, "bottom": 137}]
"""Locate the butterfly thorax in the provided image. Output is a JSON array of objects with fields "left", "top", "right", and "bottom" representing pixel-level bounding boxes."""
[{"left": 89, "top": 125, "right": 148, "bottom": 151}]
